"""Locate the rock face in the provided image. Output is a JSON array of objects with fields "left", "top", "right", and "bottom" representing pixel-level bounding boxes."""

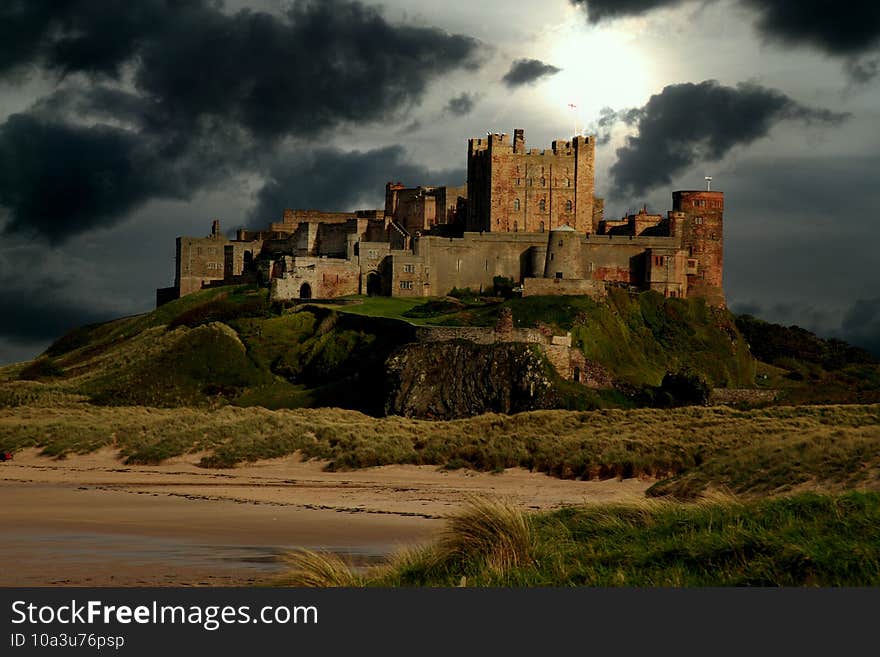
[{"left": 384, "top": 340, "right": 557, "bottom": 419}]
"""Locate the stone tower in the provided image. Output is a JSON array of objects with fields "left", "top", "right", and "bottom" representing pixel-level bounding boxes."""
[
  {"left": 466, "top": 130, "right": 596, "bottom": 234},
  {"left": 672, "top": 190, "right": 725, "bottom": 307}
]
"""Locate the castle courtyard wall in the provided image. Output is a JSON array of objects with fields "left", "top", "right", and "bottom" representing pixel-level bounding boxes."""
[{"left": 416, "top": 232, "right": 548, "bottom": 295}]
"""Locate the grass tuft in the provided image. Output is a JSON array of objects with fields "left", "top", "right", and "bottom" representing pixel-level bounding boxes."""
[
  {"left": 439, "top": 497, "right": 536, "bottom": 573},
  {"left": 275, "top": 550, "right": 361, "bottom": 587}
]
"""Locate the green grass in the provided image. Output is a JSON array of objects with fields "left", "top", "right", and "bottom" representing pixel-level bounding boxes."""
[
  {"left": 320, "top": 492, "right": 880, "bottom": 586},
  {"left": 318, "top": 295, "right": 433, "bottom": 321}
]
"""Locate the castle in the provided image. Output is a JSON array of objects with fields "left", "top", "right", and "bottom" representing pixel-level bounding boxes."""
[{"left": 156, "top": 129, "right": 725, "bottom": 308}]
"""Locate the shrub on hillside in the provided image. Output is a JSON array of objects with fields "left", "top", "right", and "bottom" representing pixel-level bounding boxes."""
[
  {"left": 18, "top": 358, "right": 65, "bottom": 381},
  {"left": 646, "top": 370, "right": 711, "bottom": 407},
  {"left": 735, "top": 315, "right": 874, "bottom": 370}
]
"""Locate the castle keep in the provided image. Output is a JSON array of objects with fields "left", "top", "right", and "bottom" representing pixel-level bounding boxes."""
[{"left": 157, "top": 129, "right": 725, "bottom": 308}]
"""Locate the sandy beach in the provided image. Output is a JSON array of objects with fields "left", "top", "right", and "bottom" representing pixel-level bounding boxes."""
[{"left": 0, "top": 448, "right": 650, "bottom": 586}]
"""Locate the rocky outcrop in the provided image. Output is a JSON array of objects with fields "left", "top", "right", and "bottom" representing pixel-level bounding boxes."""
[{"left": 384, "top": 341, "right": 557, "bottom": 419}]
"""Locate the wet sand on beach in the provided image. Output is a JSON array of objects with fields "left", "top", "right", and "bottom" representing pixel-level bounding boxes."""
[{"left": 0, "top": 449, "right": 650, "bottom": 586}]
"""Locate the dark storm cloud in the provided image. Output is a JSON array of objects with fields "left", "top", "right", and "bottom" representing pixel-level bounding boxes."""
[
  {"left": 570, "top": 0, "right": 686, "bottom": 23},
  {"left": 606, "top": 80, "right": 847, "bottom": 199},
  {"left": 0, "top": 115, "right": 163, "bottom": 243},
  {"left": 740, "top": 1, "right": 880, "bottom": 56},
  {"left": 444, "top": 92, "right": 478, "bottom": 116},
  {"left": 501, "top": 59, "right": 561, "bottom": 88},
  {"left": 249, "top": 146, "right": 465, "bottom": 224},
  {"left": 0, "top": 250, "right": 117, "bottom": 343},
  {"left": 0, "top": 0, "right": 484, "bottom": 242},
  {"left": 840, "top": 298, "right": 880, "bottom": 357},
  {"left": 571, "top": 1, "right": 880, "bottom": 71},
  {"left": 712, "top": 152, "right": 880, "bottom": 354},
  {"left": 0, "top": 285, "right": 112, "bottom": 344},
  {"left": 0, "top": 102, "right": 251, "bottom": 243},
  {"left": 0, "top": 0, "right": 482, "bottom": 139}
]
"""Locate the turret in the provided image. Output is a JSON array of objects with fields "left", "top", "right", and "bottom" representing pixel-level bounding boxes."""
[{"left": 543, "top": 225, "right": 584, "bottom": 279}]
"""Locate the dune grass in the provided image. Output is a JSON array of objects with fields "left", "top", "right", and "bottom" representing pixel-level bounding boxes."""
[
  {"left": 1, "top": 401, "right": 878, "bottom": 498},
  {"left": 282, "top": 492, "right": 880, "bottom": 587}
]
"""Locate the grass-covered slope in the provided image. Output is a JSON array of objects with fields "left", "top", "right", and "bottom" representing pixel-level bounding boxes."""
[
  {"left": 8, "top": 286, "right": 415, "bottom": 413},
  {"left": 3, "top": 285, "right": 757, "bottom": 412},
  {"left": 282, "top": 494, "right": 880, "bottom": 587},
  {"left": 5, "top": 283, "right": 876, "bottom": 413}
]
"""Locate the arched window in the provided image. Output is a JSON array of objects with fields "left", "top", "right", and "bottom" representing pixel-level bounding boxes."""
[
  {"left": 565, "top": 199, "right": 573, "bottom": 212},
  {"left": 513, "top": 198, "right": 521, "bottom": 211},
  {"left": 539, "top": 199, "right": 546, "bottom": 212}
]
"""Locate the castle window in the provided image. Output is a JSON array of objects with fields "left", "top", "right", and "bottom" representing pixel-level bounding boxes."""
[
  {"left": 515, "top": 178, "right": 521, "bottom": 186},
  {"left": 539, "top": 221, "right": 545, "bottom": 233},
  {"left": 695, "top": 217, "right": 703, "bottom": 225},
  {"left": 527, "top": 179, "right": 532, "bottom": 186},
  {"left": 565, "top": 199, "right": 573, "bottom": 212},
  {"left": 565, "top": 178, "right": 571, "bottom": 187},
  {"left": 399, "top": 280, "right": 413, "bottom": 290},
  {"left": 513, "top": 221, "right": 518, "bottom": 232},
  {"left": 514, "top": 198, "right": 521, "bottom": 211},
  {"left": 368, "top": 249, "right": 378, "bottom": 259},
  {"left": 540, "top": 178, "right": 546, "bottom": 187},
  {"left": 539, "top": 199, "right": 546, "bottom": 212},
  {"left": 403, "top": 264, "right": 415, "bottom": 273}
]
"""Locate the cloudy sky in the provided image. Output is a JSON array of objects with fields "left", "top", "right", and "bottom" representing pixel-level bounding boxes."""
[{"left": 1, "top": 0, "right": 879, "bottom": 363}]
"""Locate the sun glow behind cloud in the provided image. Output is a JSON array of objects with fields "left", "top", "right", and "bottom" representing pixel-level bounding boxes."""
[{"left": 537, "top": 16, "right": 655, "bottom": 136}]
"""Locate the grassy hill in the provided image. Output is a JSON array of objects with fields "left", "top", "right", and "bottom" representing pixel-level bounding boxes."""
[{"left": 3, "top": 284, "right": 877, "bottom": 413}]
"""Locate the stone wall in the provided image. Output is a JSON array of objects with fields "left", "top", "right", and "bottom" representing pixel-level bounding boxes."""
[
  {"left": 416, "top": 231, "right": 548, "bottom": 295},
  {"left": 269, "top": 257, "right": 360, "bottom": 300},
  {"left": 522, "top": 277, "right": 604, "bottom": 297},
  {"left": 710, "top": 388, "right": 779, "bottom": 406},
  {"left": 414, "top": 326, "right": 548, "bottom": 345}
]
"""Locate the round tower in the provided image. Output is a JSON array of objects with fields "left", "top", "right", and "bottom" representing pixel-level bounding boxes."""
[
  {"left": 543, "top": 225, "right": 584, "bottom": 280},
  {"left": 672, "top": 190, "right": 724, "bottom": 306}
]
